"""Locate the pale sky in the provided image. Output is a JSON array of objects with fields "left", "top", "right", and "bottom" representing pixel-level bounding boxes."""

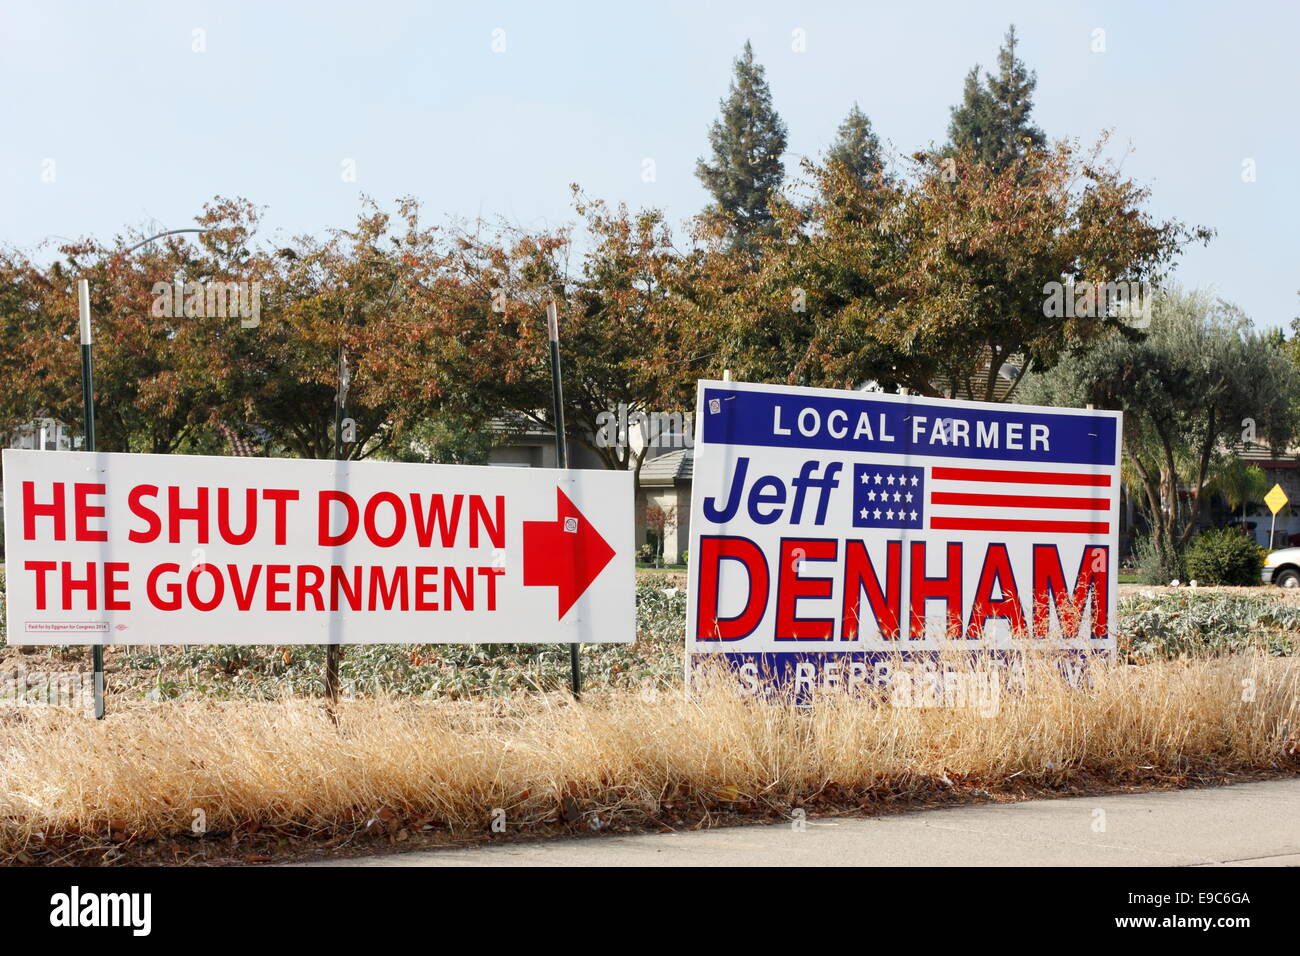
[{"left": 2, "top": 0, "right": 1296, "bottom": 327}]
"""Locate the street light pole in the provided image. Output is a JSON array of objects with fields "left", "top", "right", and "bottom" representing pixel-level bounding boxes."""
[{"left": 122, "top": 228, "right": 211, "bottom": 256}]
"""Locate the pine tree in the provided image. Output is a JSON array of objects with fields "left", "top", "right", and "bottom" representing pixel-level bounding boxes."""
[
  {"left": 948, "top": 66, "right": 997, "bottom": 161},
  {"left": 826, "top": 103, "right": 885, "bottom": 185},
  {"left": 947, "top": 25, "right": 1045, "bottom": 170},
  {"left": 696, "top": 41, "right": 788, "bottom": 243}
]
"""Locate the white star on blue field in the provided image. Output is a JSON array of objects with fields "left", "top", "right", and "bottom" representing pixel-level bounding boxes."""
[{"left": 853, "top": 464, "right": 924, "bottom": 529}]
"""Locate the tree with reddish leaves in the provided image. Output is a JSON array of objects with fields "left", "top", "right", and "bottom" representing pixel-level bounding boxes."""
[
  {"left": 212, "top": 196, "right": 455, "bottom": 461},
  {"left": 708, "top": 136, "right": 1211, "bottom": 401},
  {"left": 641, "top": 502, "right": 680, "bottom": 566},
  {"left": 0, "top": 202, "right": 254, "bottom": 455},
  {"left": 425, "top": 191, "right": 704, "bottom": 487}
]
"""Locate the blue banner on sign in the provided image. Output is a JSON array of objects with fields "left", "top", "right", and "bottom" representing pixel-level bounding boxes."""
[
  {"left": 704, "top": 650, "right": 1108, "bottom": 702},
  {"left": 700, "top": 387, "right": 1116, "bottom": 467}
]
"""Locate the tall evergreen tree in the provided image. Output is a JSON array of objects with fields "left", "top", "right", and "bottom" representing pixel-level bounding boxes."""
[
  {"left": 948, "top": 66, "right": 997, "bottom": 160},
  {"left": 696, "top": 41, "right": 788, "bottom": 244},
  {"left": 948, "top": 25, "right": 1045, "bottom": 170},
  {"left": 826, "top": 103, "right": 885, "bottom": 185}
]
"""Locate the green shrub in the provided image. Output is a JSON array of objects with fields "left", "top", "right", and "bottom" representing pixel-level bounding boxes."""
[
  {"left": 636, "top": 544, "right": 655, "bottom": 565},
  {"left": 1134, "top": 533, "right": 1185, "bottom": 585},
  {"left": 1118, "top": 591, "right": 1298, "bottom": 657},
  {"left": 1184, "top": 528, "right": 1264, "bottom": 586}
]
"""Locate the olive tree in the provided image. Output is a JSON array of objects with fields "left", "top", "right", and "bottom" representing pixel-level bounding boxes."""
[{"left": 1021, "top": 288, "right": 1298, "bottom": 565}]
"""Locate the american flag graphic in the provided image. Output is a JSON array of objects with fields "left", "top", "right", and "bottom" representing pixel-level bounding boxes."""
[{"left": 854, "top": 463, "right": 1111, "bottom": 535}]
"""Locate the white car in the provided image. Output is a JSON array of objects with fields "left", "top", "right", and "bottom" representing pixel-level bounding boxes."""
[{"left": 1262, "top": 547, "right": 1300, "bottom": 588}]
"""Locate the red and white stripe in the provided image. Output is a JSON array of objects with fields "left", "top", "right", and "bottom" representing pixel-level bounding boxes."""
[{"left": 927, "top": 466, "right": 1112, "bottom": 535}]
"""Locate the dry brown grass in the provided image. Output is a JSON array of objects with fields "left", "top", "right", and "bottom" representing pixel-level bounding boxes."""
[{"left": 1, "top": 651, "right": 1296, "bottom": 863}]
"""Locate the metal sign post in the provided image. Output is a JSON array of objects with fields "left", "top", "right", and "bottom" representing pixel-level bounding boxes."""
[
  {"left": 78, "top": 279, "right": 105, "bottom": 719},
  {"left": 325, "top": 349, "right": 350, "bottom": 707},
  {"left": 1265, "top": 483, "right": 1289, "bottom": 550},
  {"left": 547, "top": 300, "right": 582, "bottom": 700}
]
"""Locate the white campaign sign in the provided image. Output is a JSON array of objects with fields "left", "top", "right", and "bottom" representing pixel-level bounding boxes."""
[
  {"left": 2, "top": 449, "right": 633, "bottom": 645},
  {"left": 686, "top": 381, "right": 1122, "bottom": 684}
]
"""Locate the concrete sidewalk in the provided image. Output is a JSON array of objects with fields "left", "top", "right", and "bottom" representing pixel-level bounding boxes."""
[{"left": 305, "top": 778, "right": 1299, "bottom": 867}]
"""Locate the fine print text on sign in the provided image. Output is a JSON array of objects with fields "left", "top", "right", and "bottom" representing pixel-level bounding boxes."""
[
  {"left": 685, "top": 381, "right": 1122, "bottom": 689},
  {"left": 2, "top": 449, "right": 633, "bottom": 645}
]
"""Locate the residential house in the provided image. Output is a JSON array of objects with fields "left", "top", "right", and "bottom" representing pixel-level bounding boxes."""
[
  {"left": 487, "top": 410, "right": 693, "bottom": 563},
  {"left": 7, "top": 416, "right": 73, "bottom": 452},
  {"left": 1226, "top": 442, "right": 1300, "bottom": 548},
  {"left": 636, "top": 446, "right": 692, "bottom": 564}
]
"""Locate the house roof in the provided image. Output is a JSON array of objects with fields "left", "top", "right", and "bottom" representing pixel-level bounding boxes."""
[
  {"left": 488, "top": 413, "right": 554, "bottom": 440},
  {"left": 218, "top": 423, "right": 262, "bottom": 458},
  {"left": 640, "top": 447, "right": 693, "bottom": 486},
  {"left": 1230, "top": 442, "right": 1300, "bottom": 467},
  {"left": 860, "top": 349, "right": 1025, "bottom": 402},
  {"left": 928, "top": 351, "right": 1024, "bottom": 402}
]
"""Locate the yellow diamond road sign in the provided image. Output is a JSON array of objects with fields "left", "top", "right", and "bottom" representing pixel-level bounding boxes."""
[{"left": 1265, "top": 484, "right": 1289, "bottom": 515}]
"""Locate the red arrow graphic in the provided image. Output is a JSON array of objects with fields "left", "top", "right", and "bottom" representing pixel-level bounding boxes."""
[{"left": 523, "top": 487, "right": 616, "bottom": 619}]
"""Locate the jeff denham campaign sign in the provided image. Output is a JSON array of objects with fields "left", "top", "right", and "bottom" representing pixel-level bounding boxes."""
[
  {"left": 686, "top": 380, "right": 1121, "bottom": 683},
  {"left": 2, "top": 449, "right": 633, "bottom": 645}
]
